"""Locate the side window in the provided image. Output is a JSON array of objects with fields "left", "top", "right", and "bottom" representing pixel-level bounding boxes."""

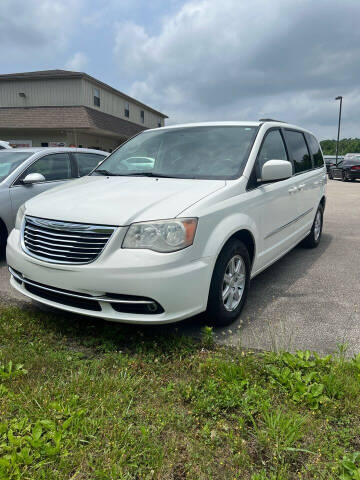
[
  {"left": 305, "top": 133, "right": 324, "bottom": 168},
  {"left": 125, "top": 102, "right": 130, "bottom": 118},
  {"left": 21, "top": 153, "right": 72, "bottom": 182},
  {"left": 284, "top": 130, "right": 312, "bottom": 174},
  {"left": 73, "top": 153, "right": 106, "bottom": 176},
  {"left": 257, "top": 129, "right": 288, "bottom": 175},
  {"left": 93, "top": 88, "right": 100, "bottom": 107}
]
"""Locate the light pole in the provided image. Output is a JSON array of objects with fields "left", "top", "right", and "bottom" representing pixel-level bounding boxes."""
[{"left": 335, "top": 96, "right": 343, "bottom": 166}]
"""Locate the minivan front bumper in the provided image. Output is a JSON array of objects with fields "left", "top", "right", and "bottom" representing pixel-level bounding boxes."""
[{"left": 7, "top": 228, "right": 214, "bottom": 324}]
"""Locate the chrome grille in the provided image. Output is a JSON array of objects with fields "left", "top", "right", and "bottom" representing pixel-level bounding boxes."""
[{"left": 22, "top": 216, "right": 115, "bottom": 264}]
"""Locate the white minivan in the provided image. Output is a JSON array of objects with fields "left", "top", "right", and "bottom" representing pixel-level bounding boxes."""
[{"left": 7, "top": 121, "right": 326, "bottom": 326}]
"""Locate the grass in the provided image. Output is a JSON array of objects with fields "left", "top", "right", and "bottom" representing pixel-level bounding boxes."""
[{"left": 1, "top": 305, "right": 360, "bottom": 479}]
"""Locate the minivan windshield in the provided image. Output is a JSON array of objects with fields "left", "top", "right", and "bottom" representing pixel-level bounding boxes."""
[
  {"left": 93, "top": 126, "right": 258, "bottom": 180},
  {"left": 0, "top": 152, "right": 32, "bottom": 183}
]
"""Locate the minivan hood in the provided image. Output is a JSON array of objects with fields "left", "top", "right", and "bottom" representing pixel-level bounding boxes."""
[{"left": 25, "top": 176, "right": 226, "bottom": 225}]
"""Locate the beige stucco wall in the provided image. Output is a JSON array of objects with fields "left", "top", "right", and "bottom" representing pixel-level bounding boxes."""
[
  {"left": 0, "top": 77, "right": 165, "bottom": 129},
  {"left": 0, "top": 79, "right": 82, "bottom": 108},
  {"left": 82, "top": 79, "right": 164, "bottom": 129}
]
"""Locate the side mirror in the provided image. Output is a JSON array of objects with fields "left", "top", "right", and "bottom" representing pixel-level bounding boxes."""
[
  {"left": 261, "top": 160, "right": 292, "bottom": 182},
  {"left": 22, "top": 173, "right": 46, "bottom": 185}
]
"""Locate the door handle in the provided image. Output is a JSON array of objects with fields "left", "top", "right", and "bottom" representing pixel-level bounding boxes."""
[
  {"left": 298, "top": 184, "right": 306, "bottom": 191},
  {"left": 288, "top": 187, "right": 298, "bottom": 194},
  {"left": 313, "top": 181, "right": 320, "bottom": 186}
]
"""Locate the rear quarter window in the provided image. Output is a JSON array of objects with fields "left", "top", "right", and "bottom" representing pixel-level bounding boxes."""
[{"left": 305, "top": 133, "right": 324, "bottom": 168}]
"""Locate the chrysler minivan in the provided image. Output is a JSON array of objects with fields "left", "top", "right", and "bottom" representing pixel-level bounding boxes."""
[{"left": 7, "top": 121, "right": 326, "bottom": 326}]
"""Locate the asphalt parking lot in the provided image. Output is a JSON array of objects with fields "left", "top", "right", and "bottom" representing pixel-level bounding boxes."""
[{"left": 0, "top": 179, "right": 359, "bottom": 355}]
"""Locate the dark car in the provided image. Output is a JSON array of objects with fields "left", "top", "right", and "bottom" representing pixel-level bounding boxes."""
[
  {"left": 324, "top": 155, "right": 343, "bottom": 173},
  {"left": 329, "top": 155, "right": 360, "bottom": 181}
]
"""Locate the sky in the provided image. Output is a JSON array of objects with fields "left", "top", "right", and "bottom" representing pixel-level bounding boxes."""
[{"left": 1, "top": 0, "right": 360, "bottom": 139}]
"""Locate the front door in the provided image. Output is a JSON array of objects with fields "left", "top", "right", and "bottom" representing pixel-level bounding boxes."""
[
  {"left": 247, "top": 129, "right": 299, "bottom": 273},
  {"left": 9, "top": 153, "right": 73, "bottom": 220}
]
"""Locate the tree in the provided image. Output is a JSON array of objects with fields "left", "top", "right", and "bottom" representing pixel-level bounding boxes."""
[{"left": 320, "top": 138, "right": 360, "bottom": 155}]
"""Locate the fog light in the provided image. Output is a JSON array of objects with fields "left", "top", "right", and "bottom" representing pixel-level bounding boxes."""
[{"left": 147, "top": 303, "right": 158, "bottom": 313}]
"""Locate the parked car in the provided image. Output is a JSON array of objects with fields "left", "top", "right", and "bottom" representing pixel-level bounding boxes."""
[
  {"left": 328, "top": 155, "right": 360, "bottom": 181},
  {"left": 7, "top": 121, "right": 326, "bottom": 326},
  {"left": 0, "top": 147, "right": 107, "bottom": 250},
  {"left": 324, "top": 155, "right": 342, "bottom": 173},
  {"left": 0, "top": 140, "right": 12, "bottom": 150}
]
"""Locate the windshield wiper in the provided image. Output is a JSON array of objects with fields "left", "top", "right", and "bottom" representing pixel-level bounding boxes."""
[
  {"left": 94, "top": 170, "right": 184, "bottom": 179},
  {"left": 123, "top": 172, "right": 179, "bottom": 178},
  {"left": 93, "top": 169, "right": 118, "bottom": 176}
]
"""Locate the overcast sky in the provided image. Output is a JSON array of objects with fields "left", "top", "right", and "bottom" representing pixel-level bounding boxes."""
[{"left": 1, "top": 0, "right": 359, "bottom": 139}]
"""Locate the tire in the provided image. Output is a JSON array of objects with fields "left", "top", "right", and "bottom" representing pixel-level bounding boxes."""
[
  {"left": 346, "top": 171, "right": 355, "bottom": 181},
  {"left": 342, "top": 171, "right": 348, "bottom": 182},
  {"left": 301, "top": 204, "right": 323, "bottom": 249},
  {"left": 0, "top": 221, "right": 7, "bottom": 256},
  {"left": 328, "top": 171, "right": 333, "bottom": 180},
  {"left": 205, "top": 239, "right": 250, "bottom": 326}
]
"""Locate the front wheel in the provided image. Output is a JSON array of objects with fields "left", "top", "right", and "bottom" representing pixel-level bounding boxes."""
[
  {"left": 342, "top": 171, "right": 348, "bottom": 182},
  {"left": 328, "top": 171, "right": 333, "bottom": 180},
  {"left": 301, "top": 204, "right": 323, "bottom": 249},
  {"left": 346, "top": 171, "right": 355, "bottom": 181},
  {"left": 0, "top": 222, "right": 7, "bottom": 255},
  {"left": 205, "top": 239, "right": 250, "bottom": 326}
]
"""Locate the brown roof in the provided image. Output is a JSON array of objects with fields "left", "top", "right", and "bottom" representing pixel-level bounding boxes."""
[
  {"left": 0, "top": 69, "right": 168, "bottom": 119},
  {"left": 0, "top": 69, "right": 81, "bottom": 80},
  {"left": 0, "top": 106, "right": 147, "bottom": 138}
]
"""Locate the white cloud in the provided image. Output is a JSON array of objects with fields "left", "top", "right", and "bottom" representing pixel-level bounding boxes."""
[
  {"left": 0, "top": 0, "right": 83, "bottom": 52},
  {"left": 113, "top": 0, "right": 360, "bottom": 138},
  {"left": 65, "top": 52, "right": 88, "bottom": 71}
]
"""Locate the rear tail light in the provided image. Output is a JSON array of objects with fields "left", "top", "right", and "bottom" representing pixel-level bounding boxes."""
[{"left": 351, "top": 165, "right": 360, "bottom": 171}]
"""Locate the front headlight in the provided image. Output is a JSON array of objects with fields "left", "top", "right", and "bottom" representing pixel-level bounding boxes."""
[
  {"left": 15, "top": 204, "right": 26, "bottom": 230},
  {"left": 122, "top": 218, "right": 198, "bottom": 253}
]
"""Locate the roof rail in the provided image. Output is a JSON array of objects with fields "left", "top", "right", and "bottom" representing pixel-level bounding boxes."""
[{"left": 259, "top": 118, "right": 286, "bottom": 123}]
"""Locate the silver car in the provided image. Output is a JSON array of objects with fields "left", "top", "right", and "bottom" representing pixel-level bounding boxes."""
[{"left": 0, "top": 147, "right": 107, "bottom": 250}]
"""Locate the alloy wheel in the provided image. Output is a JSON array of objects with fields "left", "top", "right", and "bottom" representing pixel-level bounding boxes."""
[
  {"left": 314, "top": 210, "right": 322, "bottom": 241},
  {"left": 222, "top": 254, "right": 246, "bottom": 312}
]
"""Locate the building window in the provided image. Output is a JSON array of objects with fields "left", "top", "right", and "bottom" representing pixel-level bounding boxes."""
[
  {"left": 158, "top": 118, "right": 162, "bottom": 127},
  {"left": 125, "top": 102, "right": 130, "bottom": 118},
  {"left": 93, "top": 88, "right": 100, "bottom": 107},
  {"left": 140, "top": 110, "right": 145, "bottom": 123}
]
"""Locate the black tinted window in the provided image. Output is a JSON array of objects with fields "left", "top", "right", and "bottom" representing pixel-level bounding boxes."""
[
  {"left": 257, "top": 130, "right": 288, "bottom": 173},
  {"left": 306, "top": 133, "right": 324, "bottom": 168},
  {"left": 284, "top": 130, "right": 312, "bottom": 174},
  {"left": 23, "top": 153, "right": 71, "bottom": 181},
  {"left": 73, "top": 153, "right": 105, "bottom": 176}
]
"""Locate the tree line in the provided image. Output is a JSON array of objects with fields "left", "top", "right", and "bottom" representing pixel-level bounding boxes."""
[{"left": 320, "top": 138, "right": 360, "bottom": 155}]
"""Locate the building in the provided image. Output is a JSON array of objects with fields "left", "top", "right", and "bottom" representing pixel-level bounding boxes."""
[{"left": 0, "top": 70, "right": 167, "bottom": 151}]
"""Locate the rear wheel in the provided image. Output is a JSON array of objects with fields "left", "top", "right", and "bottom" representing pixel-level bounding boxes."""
[
  {"left": 328, "top": 170, "right": 333, "bottom": 180},
  {"left": 301, "top": 204, "right": 323, "bottom": 249},
  {"left": 342, "top": 171, "right": 348, "bottom": 182},
  {"left": 206, "top": 239, "right": 250, "bottom": 326}
]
